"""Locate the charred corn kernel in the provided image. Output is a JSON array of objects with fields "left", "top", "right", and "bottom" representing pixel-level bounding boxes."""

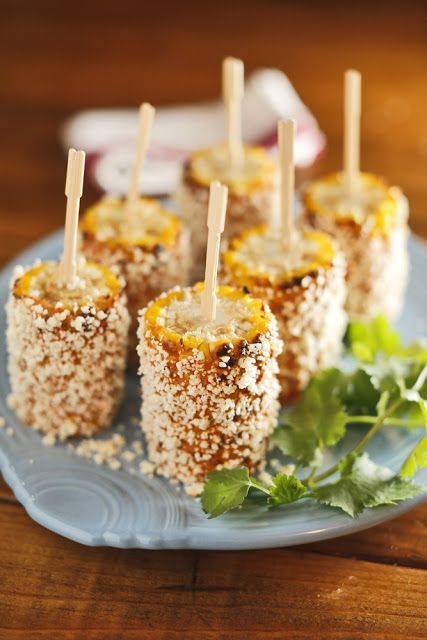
[
  {"left": 174, "top": 144, "right": 279, "bottom": 281},
  {"left": 7, "top": 260, "right": 129, "bottom": 440},
  {"left": 222, "top": 226, "right": 347, "bottom": 403},
  {"left": 80, "top": 195, "right": 190, "bottom": 365},
  {"left": 137, "top": 283, "right": 282, "bottom": 496},
  {"left": 302, "top": 172, "right": 409, "bottom": 320}
]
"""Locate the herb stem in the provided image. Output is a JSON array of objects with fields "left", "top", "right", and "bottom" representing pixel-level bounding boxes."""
[
  {"left": 249, "top": 479, "right": 270, "bottom": 496},
  {"left": 305, "top": 466, "right": 318, "bottom": 487},
  {"left": 310, "top": 397, "right": 404, "bottom": 485},
  {"left": 347, "top": 415, "right": 422, "bottom": 428}
]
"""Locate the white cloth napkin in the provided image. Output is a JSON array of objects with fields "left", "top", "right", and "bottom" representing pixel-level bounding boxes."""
[{"left": 61, "top": 68, "right": 326, "bottom": 196}]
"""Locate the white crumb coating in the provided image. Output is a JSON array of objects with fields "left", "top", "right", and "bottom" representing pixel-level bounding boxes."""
[
  {"left": 222, "top": 227, "right": 348, "bottom": 403},
  {"left": 80, "top": 196, "right": 191, "bottom": 364},
  {"left": 6, "top": 261, "right": 130, "bottom": 439},
  {"left": 174, "top": 145, "right": 279, "bottom": 282},
  {"left": 302, "top": 172, "right": 409, "bottom": 321},
  {"left": 137, "top": 285, "right": 282, "bottom": 496}
]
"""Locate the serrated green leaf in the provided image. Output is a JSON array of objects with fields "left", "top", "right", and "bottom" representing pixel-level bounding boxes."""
[
  {"left": 349, "top": 316, "right": 402, "bottom": 363},
  {"left": 271, "top": 425, "right": 322, "bottom": 467},
  {"left": 201, "top": 468, "right": 251, "bottom": 518},
  {"left": 340, "top": 368, "right": 380, "bottom": 416},
  {"left": 400, "top": 434, "right": 427, "bottom": 478},
  {"left": 287, "top": 375, "right": 348, "bottom": 447},
  {"left": 268, "top": 474, "right": 307, "bottom": 506},
  {"left": 313, "top": 477, "right": 364, "bottom": 517},
  {"left": 273, "top": 369, "right": 348, "bottom": 467},
  {"left": 312, "top": 453, "right": 424, "bottom": 518}
]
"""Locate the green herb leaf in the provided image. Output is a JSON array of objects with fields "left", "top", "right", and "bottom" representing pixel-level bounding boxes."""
[
  {"left": 201, "top": 468, "right": 252, "bottom": 518},
  {"left": 271, "top": 425, "right": 322, "bottom": 467},
  {"left": 348, "top": 315, "right": 402, "bottom": 363},
  {"left": 268, "top": 474, "right": 307, "bottom": 506},
  {"left": 273, "top": 370, "right": 348, "bottom": 466},
  {"left": 340, "top": 368, "right": 380, "bottom": 416},
  {"left": 400, "top": 433, "right": 427, "bottom": 478},
  {"left": 312, "top": 453, "right": 424, "bottom": 518}
]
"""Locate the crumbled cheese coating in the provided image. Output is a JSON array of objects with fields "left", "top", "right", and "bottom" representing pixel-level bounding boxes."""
[
  {"left": 137, "top": 285, "right": 283, "bottom": 496},
  {"left": 6, "top": 261, "right": 130, "bottom": 438},
  {"left": 175, "top": 155, "right": 279, "bottom": 281},
  {"left": 81, "top": 197, "right": 191, "bottom": 364},
  {"left": 222, "top": 228, "right": 348, "bottom": 402},
  {"left": 303, "top": 177, "right": 409, "bottom": 320}
]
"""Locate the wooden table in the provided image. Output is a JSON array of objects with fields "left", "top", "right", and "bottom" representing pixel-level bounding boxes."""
[{"left": 1, "top": 2, "right": 427, "bottom": 637}]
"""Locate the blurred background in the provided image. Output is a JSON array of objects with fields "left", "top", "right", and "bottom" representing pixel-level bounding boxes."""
[{"left": 1, "top": 0, "right": 426, "bottom": 265}]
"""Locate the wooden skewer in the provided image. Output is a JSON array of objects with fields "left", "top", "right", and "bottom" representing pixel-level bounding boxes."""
[
  {"left": 201, "top": 181, "right": 228, "bottom": 322},
  {"left": 59, "top": 148, "right": 86, "bottom": 286},
  {"left": 343, "top": 69, "right": 361, "bottom": 197},
  {"left": 278, "top": 119, "right": 295, "bottom": 249},
  {"left": 222, "top": 57, "right": 244, "bottom": 172},
  {"left": 125, "top": 102, "right": 155, "bottom": 213}
]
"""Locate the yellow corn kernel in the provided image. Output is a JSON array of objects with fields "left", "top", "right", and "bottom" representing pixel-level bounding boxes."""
[{"left": 81, "top": 196, "right": 181, "bottom": 250}]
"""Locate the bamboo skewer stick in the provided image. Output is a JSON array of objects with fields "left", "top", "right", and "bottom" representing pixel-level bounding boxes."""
[
  {"left": 125, "top": 102, "right": 155, "bottom": 213},
  {"left": 59, "top": 148, "right": 86, "bottom": 286},
  {"left": 201, "top": 181, "right": 228, "bottom": 322},
  {"left": 278, "top": 119, "right": 296, "bottom": 249},
  {"left": 222, "top": 57, "right": 244, "bottom": 172},
  {"left": 343, "top": 69, "right": 361, "bottom": 198}
]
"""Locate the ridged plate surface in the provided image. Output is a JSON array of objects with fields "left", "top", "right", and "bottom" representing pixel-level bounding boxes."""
[{"left": 0, "top": 232, "right": 426, "bottom": 549}]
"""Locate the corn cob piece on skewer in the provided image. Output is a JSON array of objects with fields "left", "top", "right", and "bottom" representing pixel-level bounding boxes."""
[
  {"left": 137, "top": 283, "right": 282, "bottom": 496},
  {"left": 6, "top": 259, "right": 129, "bottom": 440},
  {"left": 222, "top": 226, "right": 347, "bottom": 403},
  {"left": 174, "top": 145, "right": 278, "bottom": 280},
  {"left": 302, "top": 172, "right": 409, "bottom": 320},
  {"left": 80, "top": 196, "right": 190, "bottom": 365}
]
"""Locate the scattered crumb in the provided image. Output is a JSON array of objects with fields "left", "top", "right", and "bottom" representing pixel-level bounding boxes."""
[
  {"left": 6, "top": 427, "right": 14, "bottom": 437},
  {"left": 0, "top": 416, "right": 5, "bottom": 428},
  {"left": 131, "top": 440, "right": 144, "bottom": 454},
  {"left": 281, "top": 464, "right": 296, "bottom": 476},
  {"left": 258, "top": 470, "right": 273, "bottom": 484},
  {"left": 139, "top": 460, "right": 155, "bottom": 476},
  {"left": 74, "top": 433, "right": 126, "bottom": 467},
  {"left": 122, "top": 450, "right": 136, "bottom": 462},
  {"left": 42, "top": 432, "right": 56, "bottom": 447}
]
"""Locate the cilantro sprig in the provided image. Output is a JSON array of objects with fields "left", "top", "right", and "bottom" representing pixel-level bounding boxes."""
[{"left": 201, "top": 316, "right": 427, "bottom": 519}]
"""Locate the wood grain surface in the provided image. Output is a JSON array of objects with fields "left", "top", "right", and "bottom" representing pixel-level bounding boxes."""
[{"left": 1, "top": 1, "right": 426, "bottom": 638}]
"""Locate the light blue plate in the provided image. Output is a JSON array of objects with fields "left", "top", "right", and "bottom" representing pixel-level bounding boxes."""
[{"left": 1, "top": 231, "right": 426, "bottom": 550}]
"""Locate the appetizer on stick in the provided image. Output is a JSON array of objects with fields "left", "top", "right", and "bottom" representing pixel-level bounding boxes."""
[
  {"left": 137, "top": 181, "right": 282, "bottom": 496},
  {"left": 302, "top": 70, "right": 409, "bottom": 320},
  {"left": 7, "top": 150, "right": 129, "bottom": 440},
  {"left": 223, "top": 120, "right": 347, "bottom": 402},
  {"left": 80, "top": 104, "right": 190, "bottom": 364},
  {"left": 174, "top": 58, "right": 278, "bottom": 280}
]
